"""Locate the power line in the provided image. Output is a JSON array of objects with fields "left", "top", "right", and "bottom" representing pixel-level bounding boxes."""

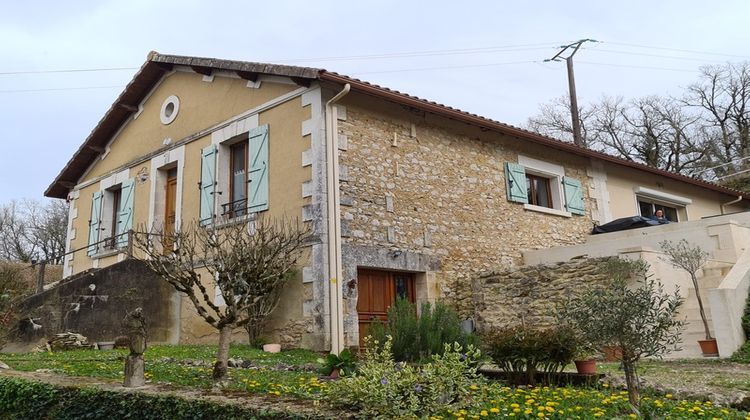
[
  {"left": 351, "top": 60, "right": 537, "bottom": 75},
  {"left": 0, "top": 85, "right": 124, "bottom": 93},
  {"left": 576, "top": 61, "right": 698, "bottom": 73},
  {"left": 271, "top": 42, "right": 562, "bottom": 63},
  {"left": 605, "top": 41, "right": 750, "bottom": 60},
  {"left": 584, "top": 48, "right": 730, "bottom": 63},
  {"left": 0, "top": 67, "right": 137, "bottom": 76}
]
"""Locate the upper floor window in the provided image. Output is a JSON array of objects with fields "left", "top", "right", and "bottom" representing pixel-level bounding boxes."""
[
  {"left": 200, "top": 124, "right": 270, "bottom": 226},
  {"left": 505, "top": 156, "right": 585, "bottom": 217},
  {"left": 526, "top": 174, "right": 552, "bottom": 208},
  {"left": 227, "top": 141, "right": 248, "bottom": 218},
  {"left": 638, "top": 198, "right": 679, "bottom": 222}
]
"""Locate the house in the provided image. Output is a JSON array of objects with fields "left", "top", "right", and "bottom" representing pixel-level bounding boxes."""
[{"left": 45, "top": 52, "right": 750, "bottom": 353}]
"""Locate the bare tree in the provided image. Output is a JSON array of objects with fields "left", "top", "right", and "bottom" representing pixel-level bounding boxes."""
[
  {"left": 134, "top": 216, "right": 311, "bottom": 383},
  {"left": 527, "top": 95, "right": 597, "bottom": 148},
  {"left": 527, "top": 95, "right": 708, "bottom": 175},
  {"left": 660, "top": 240, "right": 711, "bottom": 340},
  {"left": 684, "top": 62, "right": 750, "bottom": 179},
  {"left": 0, "top": 199, "right": 68, "bottom": 264}
]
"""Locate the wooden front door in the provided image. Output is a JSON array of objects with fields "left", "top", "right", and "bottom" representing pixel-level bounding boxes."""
[
  {"left": 356, "top": 269, "right": 415, "bottom": 348},
  {"left": 163, "top": 169, "right": 178, "bottom": 251}
]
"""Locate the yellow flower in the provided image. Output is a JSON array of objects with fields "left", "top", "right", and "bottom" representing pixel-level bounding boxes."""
[
  {"left": 510, "top": 403, "right": 520, "bottom": 409},
  {"left": 479, "top": 410, "right": 488, "bottom": 417},
  {"left": 629, "top": 414, "right": 637, "bottom": 419},
  {"left": 490, "top": 408, "right": 500, "bottom": 413},
  {"left": 665, "top": 393, "right": 673, "bottom": 398},
  {"left": 536, "top": 413, "right": 545, "bottom": 418}
]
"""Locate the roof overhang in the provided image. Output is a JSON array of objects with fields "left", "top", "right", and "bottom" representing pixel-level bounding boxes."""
[{"left": 45, "top": 52, "right": 748, "bottom": 203}]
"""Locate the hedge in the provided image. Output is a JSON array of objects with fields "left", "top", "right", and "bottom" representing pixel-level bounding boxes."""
[{"left": 0, "top": 377, "right": 316, "bottom": 420}]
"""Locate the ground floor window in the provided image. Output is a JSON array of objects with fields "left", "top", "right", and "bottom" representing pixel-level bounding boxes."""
[{"left": 638, "top": 198, "right": 679, "bottom": 222}]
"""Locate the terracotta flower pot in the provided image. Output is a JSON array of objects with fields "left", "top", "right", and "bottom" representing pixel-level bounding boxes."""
[
  {"left": 574, "top": 359, "right": 597, "bottom": 375},
  {"left": 698, "top": 339, "right": 719, "bottom": 357}
]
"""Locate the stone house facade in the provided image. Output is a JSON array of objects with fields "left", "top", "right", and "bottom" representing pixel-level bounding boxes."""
[{"left": 45, "top": 53, "right": 750, "bottom": 352}]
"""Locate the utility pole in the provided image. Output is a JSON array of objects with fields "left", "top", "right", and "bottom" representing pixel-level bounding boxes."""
[{"left": 545, "top": 39, "right": 597, "bottom": 147}]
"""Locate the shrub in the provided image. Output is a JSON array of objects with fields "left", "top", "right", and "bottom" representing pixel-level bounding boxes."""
[
  {"left": 483, "top": 325, "right": 577, "bottom": 385},
  {"left": 325, "top": 336, "right": 483, "bottom": 418},
  {"left": 0, "top": 377, "right": 310, "bottom": 419},
  {"left": 366, "top": 298, "right": 479, "bottom": 362},
  {"left": 317, "top": 348, "right": 357, "bottom": 377}
]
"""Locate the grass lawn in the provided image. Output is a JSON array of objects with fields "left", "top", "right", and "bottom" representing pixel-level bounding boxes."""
[
  {"left": 3, "top": 346, "right": 750, "bottom": 418},
  {"left": 1, "top": 344, "right": 327, "bottom": 399},
  {"left": 598, "top": 358, "right": 750, "bottom": 406}
]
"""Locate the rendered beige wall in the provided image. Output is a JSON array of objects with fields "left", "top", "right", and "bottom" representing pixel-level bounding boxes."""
[
  {"left": 603, "top": 161, "right": 746, "bottom": 221},
  {"left": 64, "top": 71, "right": 314, "bottom": 346}
]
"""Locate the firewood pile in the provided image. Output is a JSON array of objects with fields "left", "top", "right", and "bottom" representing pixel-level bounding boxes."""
[{"left": 32, "top": 332, "right": 90, "bottom": 352}]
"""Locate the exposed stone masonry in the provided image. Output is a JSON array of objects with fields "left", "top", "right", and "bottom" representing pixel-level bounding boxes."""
[
  {"left": 472, "top": 257, "right": 616, "bottom": 331},
  {"left": 339, "top": 103, "right": 593, "bottom": 316}
]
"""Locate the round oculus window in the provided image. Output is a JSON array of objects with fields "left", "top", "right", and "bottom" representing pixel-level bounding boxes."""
[{"left": 160, "top": 95, "right": 180, "bottom": 125}]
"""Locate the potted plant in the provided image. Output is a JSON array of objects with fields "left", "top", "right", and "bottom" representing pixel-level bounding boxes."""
[
  {"left": 660, "top": 240, "right": 717, "bottom": 356},
  {"left": 317, "top": 348, "right": 357, "bottom": 379},
  {"left": 572, "top": 346, "right": 597, "bottom": 375}
]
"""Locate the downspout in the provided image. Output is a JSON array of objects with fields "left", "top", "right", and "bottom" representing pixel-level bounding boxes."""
[
  {"left": 325, "top": 83, "right": 350, "bottom": 354},
  {"left": 721, "top": 195, "right": 743, "bottom": 215}
]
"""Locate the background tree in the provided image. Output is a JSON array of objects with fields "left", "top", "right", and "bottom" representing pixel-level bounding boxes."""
[
  {"left": 527, "top": 61, "right": 750, "bottom": 183},
  {"left": 558, "top": 258, "right": 684, "bottom": 411},
  {"left": 0, "top": 199, "right": 68, "bottom": 264},
  {"left": 659, "top": 239, "right": 711, "bottom": 341},
  {"left": 134, "top": 217, "right": 311, "bottom": 383}
]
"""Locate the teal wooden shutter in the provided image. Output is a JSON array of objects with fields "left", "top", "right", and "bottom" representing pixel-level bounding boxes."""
[
  {"left": 200, "top": 145, "right": 217, "bottom": 225},
  {"left": 563, "top": 177, "right": 585, "bottom": 215},
  {"left": 116, "top": 178, "right": 135, "bottom": 247},
  {"left": 504, "top": 162, "right": 528, "bottom": 204},
  {"left": 248, "top": 124, "right": 270, "bottom": 213},
  {"left": 87, "top": 191, "right": 103, "bottom": 256}
]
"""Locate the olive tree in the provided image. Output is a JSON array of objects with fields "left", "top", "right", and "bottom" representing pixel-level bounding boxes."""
[
  {"left": 558, "top": 259, "right": 684, "bottom": 410},
  {"left": 135, "top": 216, "right": 311, "bottom": 383},
  {"left": 659, "top": 239, "right": 711, "bottom": 340}
]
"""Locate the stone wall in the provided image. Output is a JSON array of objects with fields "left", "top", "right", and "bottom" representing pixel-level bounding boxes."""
[
  {"left": 12, "top": 259, "right": 177, "bottom": 348},
  {"left": 472, "top": 257, "right": 615, "bottom": 331},
  {"left": 338, "top": 97, "right": 593, "bottom": 316}
]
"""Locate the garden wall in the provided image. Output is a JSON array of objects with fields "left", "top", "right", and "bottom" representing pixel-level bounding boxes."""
[
  {"left": 471, "top": 257, "right": 615, "bottom": 331},
  {"left": 8, "top": 259, "right": 177, "bottom": 349}
]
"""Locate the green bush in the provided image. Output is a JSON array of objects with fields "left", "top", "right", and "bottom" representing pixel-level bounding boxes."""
[
  {"left": 483, "top": 325, "right": 578, "bottom": 385},
  {"left": 317, "top": 348, "right": 357, "bottom": 377},
  {"left": 366, "top": 298, "right": 479, "bottom": 362},
  {"left": 0, "top": 377, "right": 311, "bottom": 419},
  {"left": 325, "top": 336, "right": 484, "bottom": 418}
]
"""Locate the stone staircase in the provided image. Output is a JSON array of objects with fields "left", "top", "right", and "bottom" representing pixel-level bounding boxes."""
[{"left": 668, "top": 263, "right": 730, "bottom": 359}]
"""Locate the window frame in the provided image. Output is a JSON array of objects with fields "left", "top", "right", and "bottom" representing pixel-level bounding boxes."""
[
  {"left": 637, "top": 197, "right": 681, "bottom": 222},
  {"left": 526, "top": 173, "right": 553, "bottom": 209},
  {"left": 517, "top": 155, "right": 572, "bottom": 218},
  {"left": 227, "top": 141, "right": 249, "bottom": 218}
]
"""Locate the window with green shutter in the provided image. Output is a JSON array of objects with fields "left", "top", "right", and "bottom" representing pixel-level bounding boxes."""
[
  {"left": 504, "top": 162, "right": 528, "bottom": 204},
  {"left": 247, "top": 124, "right": 269, "bottom": 213},
  {"left": 562, "top": 177, "right": 585, "bottom": 215},
  {"left": 199, "top": 145, "right": 217, "bottom": 225},
  {"left": 87, "top": 191, "right": 104, "bottom": 256}
]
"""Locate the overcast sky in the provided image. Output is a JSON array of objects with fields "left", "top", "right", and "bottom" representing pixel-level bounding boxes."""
[{"left": 1, "top": 0, "right": 749, "bottom": 203}]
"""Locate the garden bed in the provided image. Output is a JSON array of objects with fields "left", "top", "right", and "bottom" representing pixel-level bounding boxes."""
[{"left": 478, "top": 367, "right": 603, "bottom": 386}]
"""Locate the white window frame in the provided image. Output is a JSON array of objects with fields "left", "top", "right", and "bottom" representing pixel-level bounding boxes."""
[
  {"left": 212, "top": 114, "right": 259, "bottom": 222},
  {"left": 91, "top": 168, "right": 130, "bottom": 257},
  {"left": 518, "top": 155, "right": 572, "bottom": 218},
  {"left": 633, "top": 187, "right": 691, "bottom": 222}
]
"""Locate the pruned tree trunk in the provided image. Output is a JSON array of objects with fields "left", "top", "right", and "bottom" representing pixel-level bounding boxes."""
[
  {"left": 623, "top": 360, "right": 640, "bottom": 408},
  {"left": 213, "top": 325, "right": 232, "bottom": 382},
  {"left": 692, "top": 275, "right": 713, "bottom": 340}
]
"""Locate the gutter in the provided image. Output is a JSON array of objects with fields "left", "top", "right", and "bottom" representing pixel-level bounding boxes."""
[
  {"left": 325, "top": 83, "right": 350, "bottom": 354},
  {"left": 721, "top": 195, "right": 744, "bottom": 215}
]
